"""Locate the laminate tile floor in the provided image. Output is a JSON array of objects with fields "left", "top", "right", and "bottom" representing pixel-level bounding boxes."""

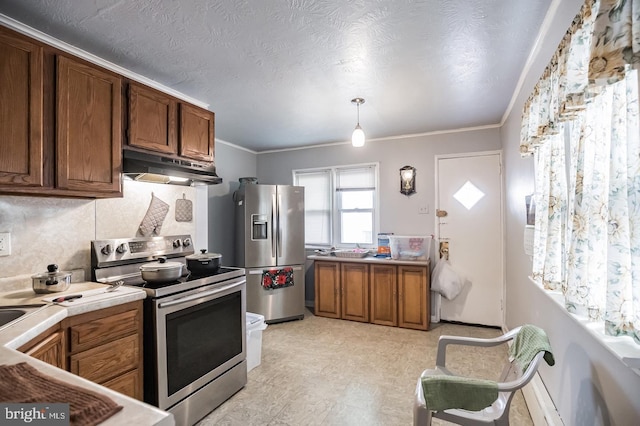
[{"left": 197, "top": 309, "right": 533, "bottom": 426}]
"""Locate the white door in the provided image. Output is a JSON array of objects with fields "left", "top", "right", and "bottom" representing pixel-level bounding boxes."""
[{"left": 435, "top": 152, "right": 503, "bottom": 327}]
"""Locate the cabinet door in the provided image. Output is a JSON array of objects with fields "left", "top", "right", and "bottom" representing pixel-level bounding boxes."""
[
  {"left": 398, "top": 265, "right": 429, "bottom": 330},
  {"left": 56, "top": 55, "right": 122, "bottom": 194},
  {"left": 370, "top": 264, "right": 397, "bottom": 327},
  {"left": 18, "top": 325, "right": 66, "bottom": 369},
  {"left": 0, "top": 29, "right": 44, "bottom": 188},
  {"left": 179, "top": 103, "right": 214, "bottom": 162},
  {"left": 314, "top": 261, "right": 341, "bottom": 318},
  {"left": 341, "top": 263, "right": 369, "bottom": 322},
  {"left": 128, "top": 82, "right": 177, "bottom": 154}
]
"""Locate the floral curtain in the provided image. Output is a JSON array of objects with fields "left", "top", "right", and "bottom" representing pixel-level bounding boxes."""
[
  {"left": 521, "top": 0, "right": 640, "bottom": 343},
  {"left": 532, "top": 132, "right": 567, "bottom": 291}
]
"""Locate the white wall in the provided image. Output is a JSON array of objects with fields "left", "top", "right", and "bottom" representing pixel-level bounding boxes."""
[
  {"left": 502, "top": 0, "right": 640, "bottom": 423},
  {"left": 207, "top": 140, "right": 258, "bottom": 266},
  {"left": 257, "top": 128, "right": 501, "bottom": 238}
]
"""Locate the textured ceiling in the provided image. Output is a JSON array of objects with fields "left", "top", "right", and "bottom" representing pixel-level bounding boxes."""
[{"left": 0, "top": 0, "right": 552, "bottom": 152}]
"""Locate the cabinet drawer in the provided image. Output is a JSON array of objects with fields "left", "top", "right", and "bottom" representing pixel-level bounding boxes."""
[
  {"left": 101, "top": 368, "right": 142, "bottom": 400},
  {"left": 69, "top": 334, "right": 139, "bottom": 383},
  {"left": 69, "top": 308, "right": 139, "bottom": 353}
]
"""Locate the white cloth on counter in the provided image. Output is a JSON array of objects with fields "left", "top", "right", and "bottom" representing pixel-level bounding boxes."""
[{"left": 431, "top": 259, "right": 465, "bottom": 300}]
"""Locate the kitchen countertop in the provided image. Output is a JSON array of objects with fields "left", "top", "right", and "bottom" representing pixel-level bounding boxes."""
[
  {"left": 307, "top": 254, "right": 430, "bottom": 267},
  {"left": 0, "top": 282, "right": 174, "bottom": 426}
]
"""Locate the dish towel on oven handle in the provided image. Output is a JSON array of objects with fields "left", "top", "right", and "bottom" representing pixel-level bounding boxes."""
[{"left": 262, "top": 267, "right": 294, "bottom": 290}]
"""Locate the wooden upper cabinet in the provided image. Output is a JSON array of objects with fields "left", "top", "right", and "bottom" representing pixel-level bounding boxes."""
[
  {"left": 128, "top": 82, "right": 177, "bottom": 155},
  {"left": 126, "top": 83, "right": 214, "bottom": 164},
  {"left": 56, "top": 55, "right": 122, "bottom": 194},
  {"left": 0, "top": 28, "right": 44, "bottom": 187},
  {"left": 179, "top": 103, "right": 214, "bottom": 163}
]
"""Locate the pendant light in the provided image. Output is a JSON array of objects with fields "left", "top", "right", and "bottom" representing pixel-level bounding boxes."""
[{"left": 351, "top": 97, "right": 365, "bottom": 147}]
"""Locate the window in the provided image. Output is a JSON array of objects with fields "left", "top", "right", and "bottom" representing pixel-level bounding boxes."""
[
  {"left": 518, "top": 0, "right": 640, "bottom": 346},
  {"left": 293, "top": 163, "right": 378, "bottom": 247}
]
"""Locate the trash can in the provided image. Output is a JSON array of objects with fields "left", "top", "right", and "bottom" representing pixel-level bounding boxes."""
[{"left": 246, "top": 312, "right": 268, "bottom": 372}]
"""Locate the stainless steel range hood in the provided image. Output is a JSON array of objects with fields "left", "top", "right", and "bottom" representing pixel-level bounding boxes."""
[{"left": 122, "top": 150, "right": 222, "bottom": 186}]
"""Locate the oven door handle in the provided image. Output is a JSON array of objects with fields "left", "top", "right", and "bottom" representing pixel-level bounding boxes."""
[{"left": 158, "top": 281, "right": 244, "bottom": 308}]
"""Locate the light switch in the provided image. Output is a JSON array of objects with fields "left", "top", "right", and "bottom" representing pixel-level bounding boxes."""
[
  {"left": 418, "top": 205, "right": 429, "bottom": 214},
  {"left": 524, "top": 225, "right": 534, "bottom": 256}
]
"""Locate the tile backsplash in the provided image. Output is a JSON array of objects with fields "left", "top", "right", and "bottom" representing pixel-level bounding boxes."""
[{"left": 0, "top": 180, "right": 196, "bottom": 290}]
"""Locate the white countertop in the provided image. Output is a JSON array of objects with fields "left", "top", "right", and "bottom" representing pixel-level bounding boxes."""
[
  {"left": 0, "top": 282, "right": 174, "bottom": 426},
  {"left": 307, "top": 254, "right": 430, "bottom": 267}
]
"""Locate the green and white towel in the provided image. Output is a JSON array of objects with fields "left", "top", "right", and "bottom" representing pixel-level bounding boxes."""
[
  {"left": 508, "top": 324, "right": 555, "bottom": 372},
  {"left": 421, "top": 375, "right": 498, "bottom": 412}
]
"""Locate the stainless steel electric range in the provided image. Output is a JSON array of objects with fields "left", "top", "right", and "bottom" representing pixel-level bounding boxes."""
[{"left": 91, "top": 235, "right": 247, "bottom": 426}]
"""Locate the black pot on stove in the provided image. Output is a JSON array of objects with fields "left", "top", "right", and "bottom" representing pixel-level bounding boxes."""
[{"left": 185, "top": 250, "right": 221, "bottom": 276}]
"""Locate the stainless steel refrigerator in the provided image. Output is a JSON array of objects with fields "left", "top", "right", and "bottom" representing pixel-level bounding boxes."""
[{"left": 234, "top": 184, "right": 305, "bottom": 323}]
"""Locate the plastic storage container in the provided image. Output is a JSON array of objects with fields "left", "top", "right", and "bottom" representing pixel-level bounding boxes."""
[
  {"left": 389, "top": 235, "right": 432, "bottom": 261},
  {"left": 246, "top": 312, "right": 268, "bottom": 372}
]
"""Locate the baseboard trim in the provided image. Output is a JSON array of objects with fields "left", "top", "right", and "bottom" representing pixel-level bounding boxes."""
[{"left": 523, "top": 373, "right": 564, "bottom": 425}]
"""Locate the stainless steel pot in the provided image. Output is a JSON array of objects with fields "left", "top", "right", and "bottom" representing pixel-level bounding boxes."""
[
  {"left": 32, "top": 264, "right": 72, "bottom": 294},
  {"left": 140, "top": 257, "right": 183, "bottom": 284},
  {"left": 186, "top": 250, "right": 221, "bottom": 276}
]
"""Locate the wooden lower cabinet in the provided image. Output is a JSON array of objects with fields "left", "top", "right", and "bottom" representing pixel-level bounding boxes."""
[
  {"left": 19, "top": 300, "right": 144, "bottom": 400},
  {"left": 64, "top": 301, "right": 143, "bottom": 400},
  {"left": 370, "top": 264, "right": 398, "bottom": 327},
  {"left": 18, "top": 324, "right": 65, "bottom": 369},
  {"left": 341, "top": 263, "right": 369, "bottom": 322},
  {"left": 398, "top": 265, "right": 430, "bottom": 330},
  {"left": 315, "top": 259, "right": 429, "bottom": 330},
  {"left": 314, "top": 261, "right": 341, "bottom": 318}
]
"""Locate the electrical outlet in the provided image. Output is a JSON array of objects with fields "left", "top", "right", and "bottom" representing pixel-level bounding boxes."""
[
  {"left": 0, "top": 232, "right": 11, "bottom": 256},
  {"left": 418, "top": 205, "right": 429, "bottom": 214}
]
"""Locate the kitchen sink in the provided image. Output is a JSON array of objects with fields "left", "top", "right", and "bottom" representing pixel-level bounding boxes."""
[
  {"left": 0, "top": 309, "right": 26, "bottom": 327},
  {"left": 0, "top": 306, "right": 46, "bottom": 329}
]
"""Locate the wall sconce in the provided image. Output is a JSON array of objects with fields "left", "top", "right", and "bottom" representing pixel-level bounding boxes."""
[
  {"left": 351, "top": 97, "right": 365, "bottom": 147},
  {"left": 400, "top": 165, "right": 416, "bottom": 195}
]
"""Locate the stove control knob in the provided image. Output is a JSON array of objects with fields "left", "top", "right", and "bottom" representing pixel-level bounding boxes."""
[
  {"left": 173, "top": 239, "right": 182, "bottom": 248},
  {"left": 183, "top": 238, "right": 192, "bottom": 247},
  {"left": 101, "top": 244, "right": 112, "bottom": 255},
  {"left": 116, "top": 243, "right": 127, "bottom": 254}
]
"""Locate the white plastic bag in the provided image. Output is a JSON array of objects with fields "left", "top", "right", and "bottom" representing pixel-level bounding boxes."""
[{"left": 431, "top": 259, "right": 464, "bottom": 300}]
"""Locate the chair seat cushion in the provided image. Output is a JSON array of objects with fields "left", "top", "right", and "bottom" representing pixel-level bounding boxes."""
[{"left": 421, "top": 375, "right": 498, "bottom": 412}]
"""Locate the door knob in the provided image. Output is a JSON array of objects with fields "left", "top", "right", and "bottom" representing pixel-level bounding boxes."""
[
  {"left": 439, "top": 241, "right": 449, "bottom": 260},
  {"left": 436, "top": 209, "right": 448, "bottom": 217}
]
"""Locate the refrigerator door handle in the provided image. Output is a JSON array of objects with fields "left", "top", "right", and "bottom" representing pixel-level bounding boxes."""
[
  {"left": 277, "top": 193, "right": 283, "bottom": 256},
  {"left": 271, "top": 194, "right": 277, "bottom": 258}
]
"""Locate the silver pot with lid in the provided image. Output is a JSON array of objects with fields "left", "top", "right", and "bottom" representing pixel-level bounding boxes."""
[
  {"left": 32, "top": 264, "right": 72, "bottom": 294},
  {"left": 140, "top": 257, "right": 184, "bottom": 284}
]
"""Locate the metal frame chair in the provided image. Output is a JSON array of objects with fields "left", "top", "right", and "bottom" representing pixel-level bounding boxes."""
[{"left": 413, "top": 326, "right": 545, "bottom": 425}]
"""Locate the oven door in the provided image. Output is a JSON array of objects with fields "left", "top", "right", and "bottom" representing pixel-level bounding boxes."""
[{"left": 153, "top": 277, "right": 246, "bottom": 410}]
